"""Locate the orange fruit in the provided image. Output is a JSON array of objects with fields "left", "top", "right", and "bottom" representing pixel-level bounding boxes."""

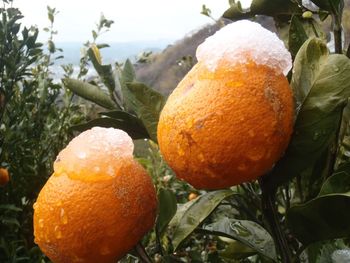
[
  {"left": 33, "top": 127, "right": 157, "bottom": 263},
  {"left": 188, "top": 193, "right": 198, "bottom": 201},
  {"left": 0, "top": 168, "right": 9, "bottom": 186},
  {"left": 157, "top": 21, "right": 294, "bottom": 190}
]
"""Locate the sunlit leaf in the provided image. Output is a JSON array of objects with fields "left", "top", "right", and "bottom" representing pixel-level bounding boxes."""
[
  {"left": 88, "top": 46, "right": 116, "bottom": 95},
  {"left": 171, "top": 190, "right": 234, "bottom": 251},
  {"left": 63, "top": 78, "right": 116, "bottom": 109}
]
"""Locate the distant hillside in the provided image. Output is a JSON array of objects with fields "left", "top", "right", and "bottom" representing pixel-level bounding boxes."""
[{"left": 135, "top": 23, "right": 222, "bottom": 96}]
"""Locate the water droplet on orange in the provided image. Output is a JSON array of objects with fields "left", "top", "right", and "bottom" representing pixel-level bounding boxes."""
[
  {"left": 99, "top": 245, "right": 111, "bottom": 255},
  {"left": 60, "top": 208, "right": 68, "bottom": 225},
  {"left": 238, "top": 163, "right": 247, "bottom": 171},
  {"left": 248, "top": 130, "right": 255, "bottom": 137},
  {"left": 177, "top": 148, "right": 185, "bottom": 156},
  {"left": 54, "top": 226, "right": 62, "bottom": 239},
  {"left": 198, "top": 153, "right": 205, "bottom": 162},
  {"left": 38, "top": 218, "right": 44, "bottom": 228}
]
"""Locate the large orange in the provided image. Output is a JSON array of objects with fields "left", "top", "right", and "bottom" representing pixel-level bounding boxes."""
[
  {"left": 33, "top": 127, "right": 157, "bottom": 263},
  {"left": 157, "top": 59, "right": 294, "bottom": 189}
]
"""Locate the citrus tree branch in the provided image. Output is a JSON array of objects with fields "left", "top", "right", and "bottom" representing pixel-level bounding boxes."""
[
  {"left": 135, "top": 242, "right": 153, "bottom": 263},
  {"left": 259, "top": 177, "right": 292, "bottom": 263}
]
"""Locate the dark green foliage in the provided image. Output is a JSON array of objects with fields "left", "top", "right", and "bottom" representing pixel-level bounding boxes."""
[{"left": 0, "top": 4, "right": 84, "bottom": 262}]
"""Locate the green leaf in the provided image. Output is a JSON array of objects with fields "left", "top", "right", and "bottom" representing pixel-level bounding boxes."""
[
  {"left": 268, "top": 38, "right": 350, "bottom": 188},
  {"left": 287, "top": 193, "right": 350, "bottom": 244},
  {"left": 291, "top": 38, "right": 328, "bottom": 104},
  {"left": 70, "top": 115, "right": 150, "bottom": 140},
  {"left": 222, "top": 2, "right": 252, "bottom": 20},
  {"left": 336, "top": 104, "right": 350, "bottom": 167},
  {"left": 63, "top": 78, "right": 116, "bottom": 109},
  {"left": 310, "top": 0, "right": 340, "bottom": 12},
  {"left": 122, "top": 59, "right": 136, "bottom": 83},
  {"left": 223, "top": 0, "right": 300, "bottom": 20},
  {"left": 1, "top": 217, "right": 20, "bottom": 227},
  {"left": 87, "top": 46, "right": 116, "bottom": 94},
  {"left": 202, "top": 217, "right": 277, "bottom": 261},
  {"left": 0, "top": 204, "right": 22, "bottom": 212},
  {"left": 219, "top": 240, "right": 256, "bottom": 260},
  {"left": 319, "top": 170, "right": 350, "bottom": 196},
  {"left": 250, "top": 0, "right": 299, "bottom": 16},
  {"left": 156, "top": 188, "right": 177, "bottom": 235},
  {"left": 171, "top": 190, "right": 234, "bottom": 251},
  {"left": 305, "top": 239, "right": 349, "bottom": 263},
  {"left": 168, "top": 199, "right": 197, "bottom": 229},
  {"left": 123, "top": 82, "right": 165, "bottom": 142},
  {"left": 288, "top": 15, "right": 308, "bottom": 58}
]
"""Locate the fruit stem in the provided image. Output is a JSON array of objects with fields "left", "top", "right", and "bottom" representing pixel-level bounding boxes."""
[
  {"left": 259, "top": 177, "right": 292, "bottom": 263},
  {"left": 135, "top": 242, "right": 153, "bottom": 263}
]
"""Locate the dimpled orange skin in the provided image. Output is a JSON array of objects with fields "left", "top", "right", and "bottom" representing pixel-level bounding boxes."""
[
  {"left": 33, "top": 158, "right": 157, "bottom": 263},
  {"left": 157, "top": 60, "right": 294, "bottom": 189},
  {"left": 0, "top": 168, "right": 9, "bottom": 186}
]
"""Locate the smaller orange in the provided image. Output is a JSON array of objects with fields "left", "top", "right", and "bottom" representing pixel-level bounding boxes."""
[
  {"left": 188, "top": 193, "right": 198, "bottom": 201},
  {"left": 0, "top": 168, "right": 9, "bottom": 186},
  {"left": 33, "top": 127, "right": 157, "bottom": 263}
]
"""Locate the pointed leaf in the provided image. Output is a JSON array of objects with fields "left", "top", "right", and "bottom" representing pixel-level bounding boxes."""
[
  {"left": 70, "top": 116, "right": 150, "bottom": 140},
  {"left": 0, "top": 204, "right": 22, "bottom": 212},
  {"left": 124, "top": 82, "right": 165, "bottom": 142},
  {"left": 319, "top": 166, "right": 350, "bottom": 195},
  {"left": 288, "top": 15, "right": 308, "bottom": 58},
  {"left": 203, "top": 217, "right": 277, "bottom": 261},
  {"left": 268, "top": 39, "right": 350, "bottom": 188},
  {"left": 63, "top": 78, "right": 116, "bottom": 109},
  {"left": 287, "top": 193, "right": 350, "bottom": 244},
  {"left": 292, "top": 38, "right": 329, "bottom": 104},
  {"left": 156, "top": 188, "right": 177, "bottom": 235},
  {"left": 122, "top": 59, "right": 136, "bottom": 83},
  {"left": 88, "top": 46, "right": 116, "bottom": 94},
  {"left": 171, "top": 190, "right": 234, "bottom": 251}
]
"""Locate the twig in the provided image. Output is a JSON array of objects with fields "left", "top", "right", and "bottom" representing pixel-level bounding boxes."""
[
  {"left": 135, "top": 242, "right": 153, "bottom": 263},
  {"left": 155, "top": 227, "right": 164, "bottom": 256},
  {"left": 259, "top": 177, "right": 292, "bottom": 263}
]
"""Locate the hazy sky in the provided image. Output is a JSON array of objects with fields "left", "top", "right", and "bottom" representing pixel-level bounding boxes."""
[{"left": 15, "top": 0, "right": 252, "bottom": 43}]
